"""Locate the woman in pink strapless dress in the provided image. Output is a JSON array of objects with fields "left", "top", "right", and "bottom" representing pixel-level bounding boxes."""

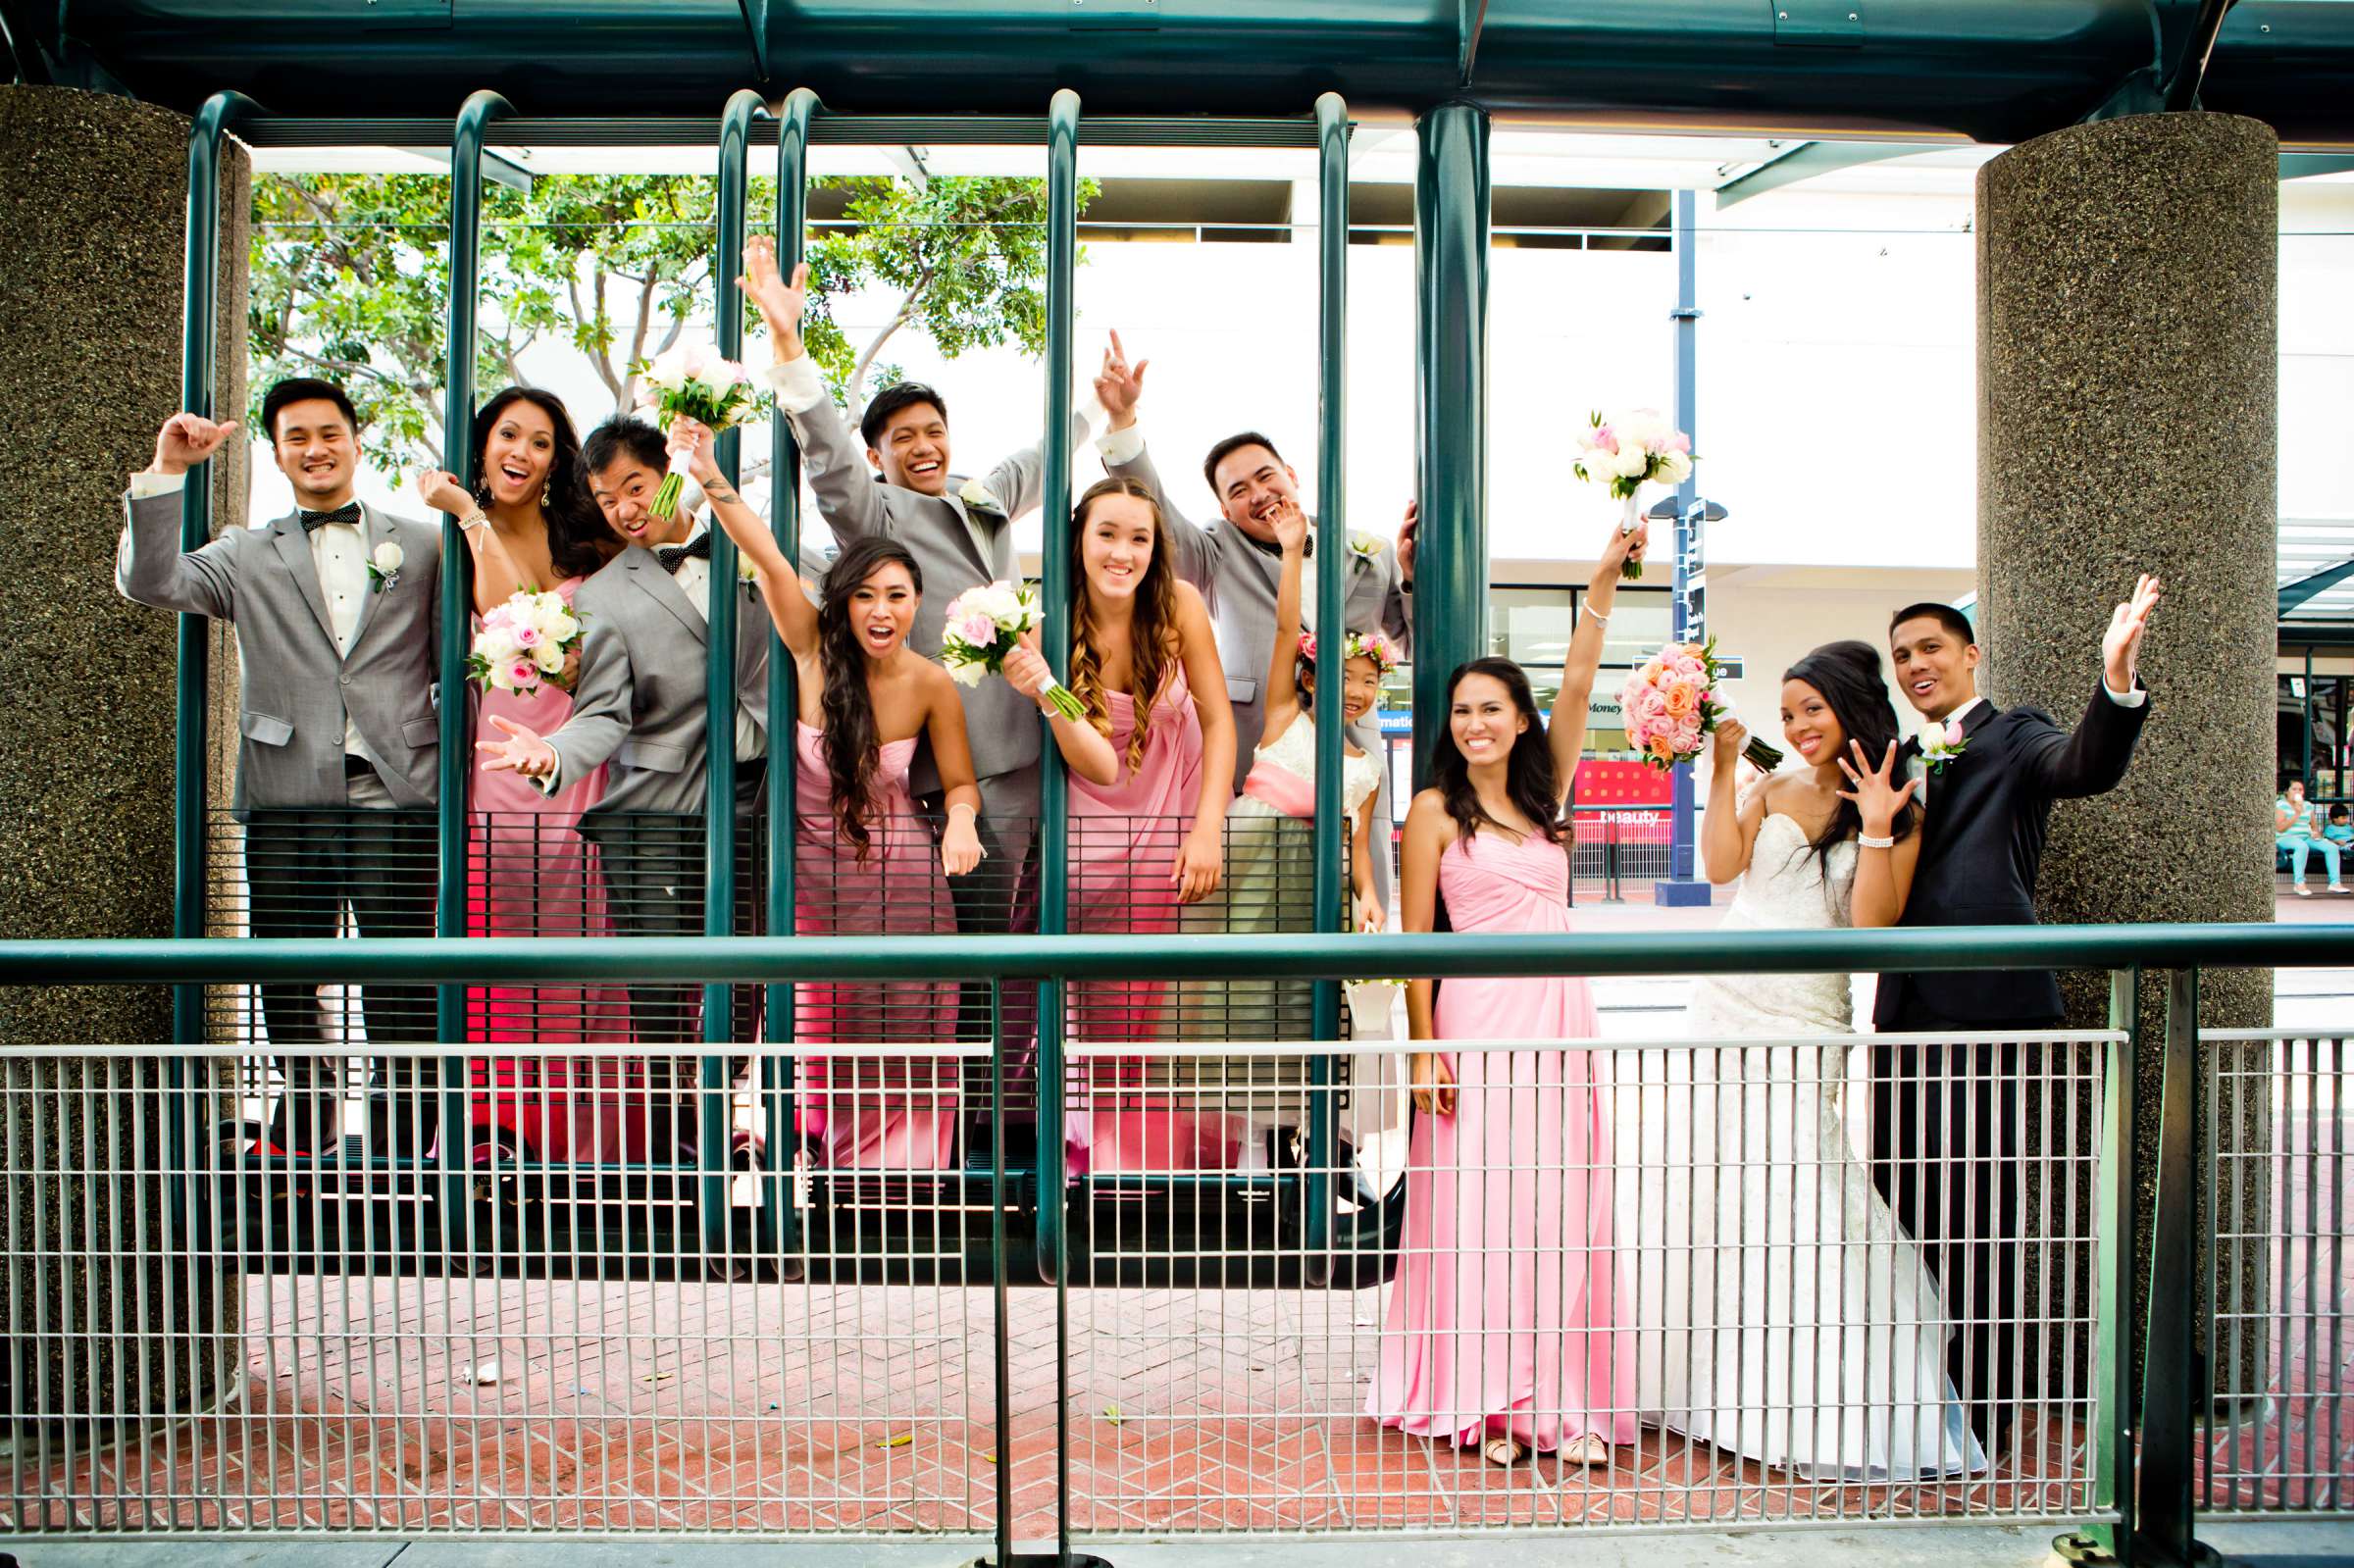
[
  {"left": 1370, "top": 517, "right": 1647, "bottom": 1473},
  {"left": 418, "top": 389, "right": 629, "bottom": 1155},
  {"left": 709, "top": 459, "right": 985, "bottom": 1174},
  {"left": 1001, "top": 477, "right": 1236, "bottom": 1179}
]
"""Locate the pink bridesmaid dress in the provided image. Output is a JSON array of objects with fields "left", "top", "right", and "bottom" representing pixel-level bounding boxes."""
[
  {"left": 792, "top": 722, "right": 960, "bottom": 1171},
  {"left": 1064, "top": 668, "right": 1238, "bottom": 1177},
  {"left": 1368, "top": 830, "right": 1637, "bottom": 1455},
  {"left": 467, "top": 575, "right": 638, "bottom": 1161}
]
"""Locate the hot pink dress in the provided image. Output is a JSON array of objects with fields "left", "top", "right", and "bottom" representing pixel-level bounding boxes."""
[
  {"left": 1064, "top": 668, "right": 1236, "bottom": 1177},
  {"left": 793, "top": 722, "right": 960, "bottom": 1171},
  {"left": 1368, "top": 829, "right": 1637, "bottom": 1454},
  {"left": 466, "top": 576, "right": 638, "bottom": 1162}
]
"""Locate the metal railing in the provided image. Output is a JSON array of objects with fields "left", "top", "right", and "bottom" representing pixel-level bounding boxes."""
[{"left": 1, "top": 922, "right": 2347, "bottom": 1560}]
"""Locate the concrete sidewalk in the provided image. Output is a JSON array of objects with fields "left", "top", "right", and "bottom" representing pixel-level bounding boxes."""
[{"left": 10, "top": 1521, "right": 2352, "bottom": 1568}]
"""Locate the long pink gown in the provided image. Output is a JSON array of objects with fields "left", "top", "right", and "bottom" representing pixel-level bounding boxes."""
[
  {"left": 1368, "top": 830, "right": 1637, "bottom": 1454},
  {"left": 793, "top": 723, "right": 960, "bottom": 1171},
  {"left": 1064, "top": 668, "right": 1237, "bottom": 1177},
  {"left": 466, "top": 576, "right": 638, "bottom": 1162}
]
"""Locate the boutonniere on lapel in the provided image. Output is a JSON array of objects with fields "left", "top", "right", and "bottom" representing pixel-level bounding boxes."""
[
  {"left": 1917, "top": 716, "right": 1970, "bottom": 775},
  {"left": 1346, "top": 531, "right": 1384, "bottom": 568},
  {"left": 957, "top": 479, "right": 1004, "bottom": 516},
  {"left": 367, "top": 539, "right": 404, "bottom": 593}
]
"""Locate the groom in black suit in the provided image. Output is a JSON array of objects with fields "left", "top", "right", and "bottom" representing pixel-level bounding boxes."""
[{"left": 1870, "top": 579, "right": 2160, "bottom": 1453}]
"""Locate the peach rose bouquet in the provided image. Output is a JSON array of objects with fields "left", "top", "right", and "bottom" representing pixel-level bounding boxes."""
[{"left": 1619, "top": 638, "right": 1782, "bottom": 773}]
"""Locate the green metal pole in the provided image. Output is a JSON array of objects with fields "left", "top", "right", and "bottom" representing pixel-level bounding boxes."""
[
  {"left": 2303, "top": 645, "right": 2315, "bottom": 791},
  {"left": 173, "top": 88, "right": 258, "bottom": 1228},
  {"left": 2138, "top": 967, "right": 2209, "bottom": 1566},
  {"left": 763, "top": 85, "right": 819, "bottom": 1272},
  {"left": 701, "top": 87, "right": 762, "bottom": 1253},
  {"left": 1409, "top": 102, "right": 1490, "bottom": 790},
  {"left": 1034, "top": 84, "right": 1079, "bottom": 1290},
  {"left": 1305, "top": 91, "right": 1350, "bottom": 1285},
  {"left": 437, "top": 89, "right": 511, "bottom": 1230},
  {"left": 2059, "top": 967, "right": 2141, "bottom": 1566}
]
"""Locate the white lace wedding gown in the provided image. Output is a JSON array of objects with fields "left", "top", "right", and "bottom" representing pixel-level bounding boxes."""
[{"left": 1612, "top": 810, "right": 1986, "bottom": 1480}]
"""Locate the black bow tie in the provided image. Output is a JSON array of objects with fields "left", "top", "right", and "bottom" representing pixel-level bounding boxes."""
[
  {"left": 656, "top": 531, "right": 711, "bottom": 575},
  {"left": 299, "top": 503, "right": 362, "bottom": 533}
]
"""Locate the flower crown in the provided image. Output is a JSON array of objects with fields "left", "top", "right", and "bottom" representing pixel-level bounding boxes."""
[{"left": 1296, "top": 629, "right": 1402, "bottom": 677}]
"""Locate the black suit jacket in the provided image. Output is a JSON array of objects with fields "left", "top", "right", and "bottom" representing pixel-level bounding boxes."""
[{"left": 1872, "top": 681, "right": 2150, "bottom": 1029}]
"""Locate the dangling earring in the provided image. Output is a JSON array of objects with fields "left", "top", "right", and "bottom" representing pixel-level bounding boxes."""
[{"left": 542, "top": 481, "right": 552, "bottom": 508}]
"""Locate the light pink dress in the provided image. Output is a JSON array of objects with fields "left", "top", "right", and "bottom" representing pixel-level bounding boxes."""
[
  {"left": 1368, "top": 830, "right": 1637, "bottom": 1454},
  {"left": 1064, "top": 668, "right": 1236, "bottom": 1177},
  {"left": 793, "top": 722, "right": 960, "bottom": 1171},
  {"left": 465, "top": 575, "right": 639, "bottom": 1163}
]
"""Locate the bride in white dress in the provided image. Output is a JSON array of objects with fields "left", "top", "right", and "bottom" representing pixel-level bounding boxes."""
[{"left": 1613, "top": 640, "right": 1986, "bottom": 1480}]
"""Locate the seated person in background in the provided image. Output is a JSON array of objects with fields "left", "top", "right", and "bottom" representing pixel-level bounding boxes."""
[
  {"left": 2328, "top": 805, "right": 2353, "bottom": 847},
  {"left": 2277, "top": 777, "right": 2345, "bottom": 896},
  {"left": 475, "top": 416, "right": 775, "bottom": 1135}
]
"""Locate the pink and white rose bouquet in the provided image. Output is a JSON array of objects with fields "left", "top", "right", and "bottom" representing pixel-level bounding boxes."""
[
  {"left": 633, "top": 341, "right": 768, "bottom": 519},
  {"left": 1571, "top": 407, "right": 1695, "bottom": 581},
  {"left": 1618, "top": 638, "right": 1782, "bottom": 773},
  {"left": 940, "top": 580, "right": 1087, "bottom": 721},
  {"left": 467, "top": 588, "right": 585, "bottom": 696}
]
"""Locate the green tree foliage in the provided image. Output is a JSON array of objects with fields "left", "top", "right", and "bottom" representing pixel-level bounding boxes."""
[{"left": 249, "top": 169, "right": 1094, "bottom": 473}]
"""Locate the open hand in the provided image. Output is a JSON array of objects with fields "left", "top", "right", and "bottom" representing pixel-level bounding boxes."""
[
  {"left": 1835, "top": 738, "right": 1919, "bottom": 837},
  {"left": 1396, "top": 499, "right": 1418, "bottom": 586},
  {"left": 475, "top": 713, "right": 557, "bottom": 779},
  {"left": 1171, "top": 823, "right": 1223, "bottom": 904},
  {"left": 1270, "top": 497, "right": 1308, "bottom": 556},
  {"left": 739, "top": 236, "right": 809, "bottom": 358},
  {"left": 150, "top": 414, "right": 239, "bottom": 477},
  {"left": 1410, "top": 1050, "right": 1455, "bottom": 1117},
  {"left": 2102, "top": 574, "right": 2162, "bottom": 692},
  {"left": 1094, "top": 329, "right": 1148, "bottom": 430},
  {"left": 412, "top": 467, "right": 474, "bottom": 518}
]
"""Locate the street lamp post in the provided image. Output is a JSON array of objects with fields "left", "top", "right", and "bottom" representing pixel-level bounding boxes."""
[{"left": 1652, "top": 492, "right": 1729, "bottom": 907}]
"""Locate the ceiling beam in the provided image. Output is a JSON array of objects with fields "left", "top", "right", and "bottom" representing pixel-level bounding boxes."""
[
  {"left": 1714, "top": 139, "right": 1942, "bottom": 207},
  {"left": 2283, "top": 558, "right": 2354, "bottom": 617},
  {"left": 1458, "top": 0, "right": 1487, "bottom": 84}
]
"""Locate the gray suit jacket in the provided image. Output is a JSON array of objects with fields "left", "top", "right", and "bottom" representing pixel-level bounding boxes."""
[
  {"left": 786, "top": 388, "right": 1083, "bottom": 794},
  {"left": 117, "top": 490, "right": 442, "bottom": 816},
  {"left": 546, "top": 543, "right": 774, "bottom": 818},
  {"left": 1105, "top": 440, "right": 1412, "bottom": 792}
]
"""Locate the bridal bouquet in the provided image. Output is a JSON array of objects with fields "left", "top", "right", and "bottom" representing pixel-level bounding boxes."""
[
  {"left": 634, "top": 341, "right": 768, "bottom": 519},
  {"left": 941, "top": 581, "right": 1088, "bottom": 721},
  {"left": 1619, "top": 638, "right": 1783, "bottom": 773},
  {"left": 1571, "top": 408, "right": 1694, "bottom": 581},
  {"left": 467, "top": 588, "right": 584, "bottom": 696}
]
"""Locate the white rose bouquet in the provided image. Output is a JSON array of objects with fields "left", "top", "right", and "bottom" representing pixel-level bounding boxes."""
[
  {"left": 940, "top": 580, "right": 1086, "bottom": 721},
  {"left": 467, "top": 588, "right": 586, "bottom": 696},
  {"left": 633, "top": 341, "right": 768, "bottom": 519},
  {"left": 1570, "top": 407, "right": 1695, "bottom": 581}
]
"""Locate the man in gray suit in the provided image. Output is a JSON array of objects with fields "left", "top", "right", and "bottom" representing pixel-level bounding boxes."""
[
  {"left": 117, "top": 378, "right": 442, "bottom": 1156},
  {"left": 741, "top": 237, "right": 1082, "bottom": 942},
  {"left": 477, "top": 415, "right": 772, "bottom": 1055},
  {"left": 1088, "top": 340, "right": 1415, "bottom": 913}
]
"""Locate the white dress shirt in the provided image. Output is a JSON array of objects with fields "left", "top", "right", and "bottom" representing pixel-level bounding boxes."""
[{"left": 131, "top": 469, "right": 370, "bottom": 758}]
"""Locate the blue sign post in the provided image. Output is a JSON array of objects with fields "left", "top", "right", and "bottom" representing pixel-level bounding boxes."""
[{"left": 1656, "top": 187, "right": 1715, "bottom": 908}]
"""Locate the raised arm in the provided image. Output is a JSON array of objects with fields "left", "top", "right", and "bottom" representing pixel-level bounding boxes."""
[
  {"left": 1259, "top": 500, "right": 1310, "bottom": 741},
  {"left": 1384, "top": 498, "right": 1416, "bottom": 654},
  {"left": 1545, "top": 517, "right": 1648, "bottom": 806},
  {"left": 1093, "top": 335, "right": 1219, "bottom": 592},
  {"left": 673, "top": 414, "right": 819, "bottom": 662},
  {"left": 1700, "top": 720, "right": 1769, "bottom": 884},
  {"left": 1170, "top": 580, "right": 1236, "bottom": 905},
  {"left": 1838, "top": 739, "right": 1924, "bottom": 928},
  {"left": 117, "top": 415, "right": 244, "bottom": 619},
  {"left": 413, "top": 467, "right": 530, "bottom": 615},
  {"left": 741, "top": 237, "right": 889, "bottom": 544},
  {"left": 2019, "top": 576, "right": 2161, "bottom": 800}
]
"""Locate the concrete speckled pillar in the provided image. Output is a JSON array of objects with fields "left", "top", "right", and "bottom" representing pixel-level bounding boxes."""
[
  {"left": 1976, "top": 112, "right": 2277, "bottom": 1382},
  {"left": 0, "top": 85, "right": 250, "bottom": 1447}
]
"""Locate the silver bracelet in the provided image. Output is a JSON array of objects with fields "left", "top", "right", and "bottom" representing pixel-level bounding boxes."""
[
  {"left": 1584, "top": 607, "right": 1610, "bottom": 625},
  {"left": 459, "top": 509, "right": 489, "bottom": 533},
  {"left": 1857, "top": 833, "right": 1895, "bottom": 850}
]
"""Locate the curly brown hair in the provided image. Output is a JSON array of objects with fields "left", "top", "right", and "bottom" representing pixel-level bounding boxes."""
[{"left": 1067, "top": 476, "right": 1183, "bottom": 773}]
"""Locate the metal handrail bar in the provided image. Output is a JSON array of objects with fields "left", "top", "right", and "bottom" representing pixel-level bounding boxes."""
[{"left": 3, "top": 921, "right": 2344, "bottom": 985}]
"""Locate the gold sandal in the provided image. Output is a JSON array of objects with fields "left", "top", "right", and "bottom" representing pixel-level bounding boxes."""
[{"left": 1482, "top": 1437, "right": 1525, "bottom": 1467}]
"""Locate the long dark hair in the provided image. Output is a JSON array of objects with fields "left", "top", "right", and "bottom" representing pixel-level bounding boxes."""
[
  {"left": 470, "top": 386, "right": 612, "bottom": 582},
  {"left": 1068, "top": 475, "right": 1183, "bottom": 772},
  {"left": 817, "top": 536, "right": 923, "bottom": 861},
  {"left": 1429, "top": 658, "right": 1563, "bottom": 848},
  {"left": 1780, "top": 639, "right": 1914, "bottom": 885}
]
